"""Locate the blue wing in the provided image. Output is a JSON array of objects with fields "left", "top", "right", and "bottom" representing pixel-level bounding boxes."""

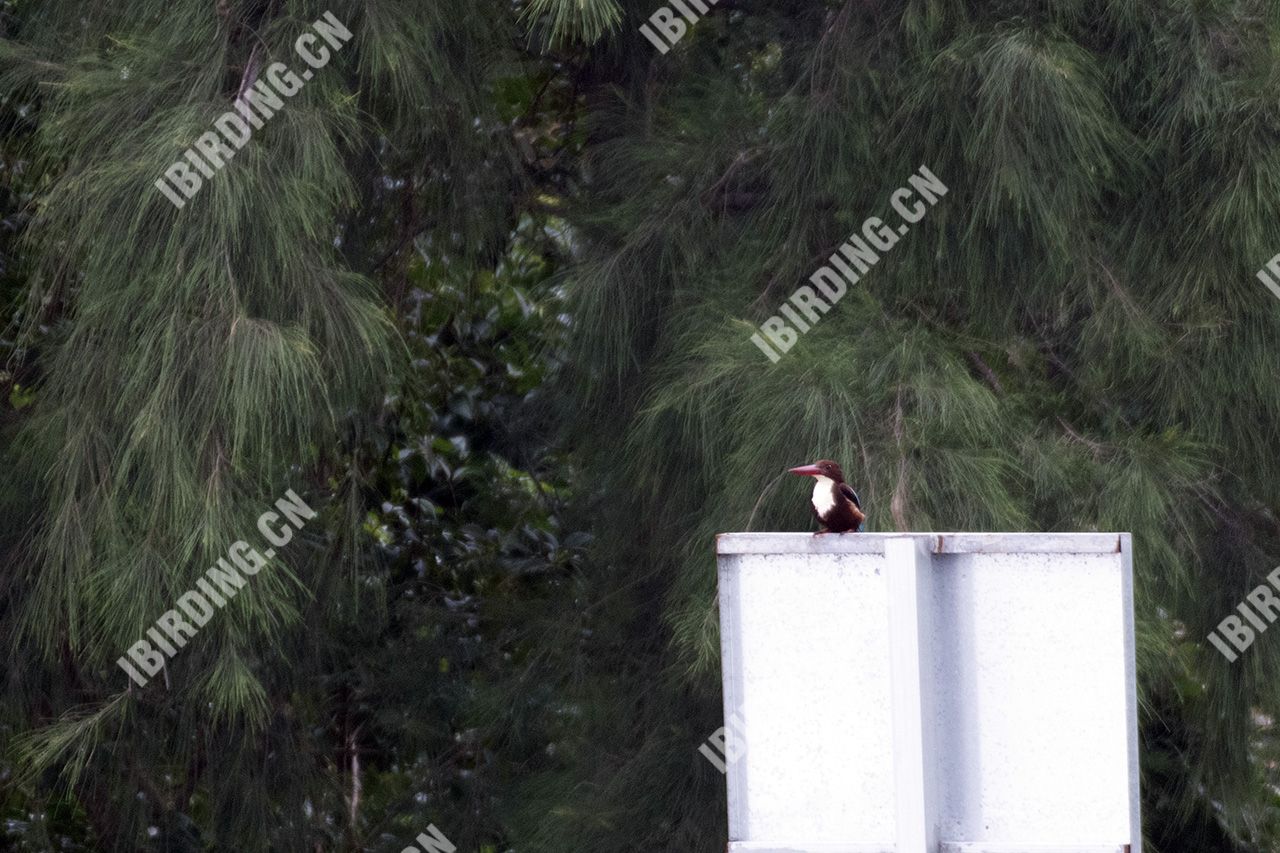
[{"left": 839, "top": 483, "right": 865, "bottom": 531}]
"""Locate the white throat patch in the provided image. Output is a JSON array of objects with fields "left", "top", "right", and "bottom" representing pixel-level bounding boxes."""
[{"left": 810, "top": 475, "right": 837, "bottom": 516}]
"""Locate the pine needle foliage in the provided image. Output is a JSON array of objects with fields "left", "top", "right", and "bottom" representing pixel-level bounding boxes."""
[
  {"left": 522, "top": 0, "right": 624, "bottom": 46},
  {"left": 4, "top": 0, "right": 1280, "bottom": 849},
  {"left": 0, "top": 0, "right": 532, "bottom": 848},
  {"left": 540, "top": 0, "right": 1280, "bottom": 849}
]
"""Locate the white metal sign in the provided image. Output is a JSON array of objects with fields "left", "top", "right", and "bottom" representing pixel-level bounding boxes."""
[{"left": 715, "top": 532, "right": 1140, "bottom": 853}]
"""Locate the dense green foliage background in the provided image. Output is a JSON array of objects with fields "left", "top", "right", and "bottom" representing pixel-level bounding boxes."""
[{"left": 2, "top": 0, "right": 1280, "bottom": 850}]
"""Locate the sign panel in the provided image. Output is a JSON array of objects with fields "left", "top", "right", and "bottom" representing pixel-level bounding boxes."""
[{"left": 715, "top": 533, "right": 1140, "bottom": 853}]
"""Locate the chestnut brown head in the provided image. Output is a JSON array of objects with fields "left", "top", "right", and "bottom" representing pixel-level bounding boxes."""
[{"left": 786, "top": 459, "right": 845, "bottom": 483}]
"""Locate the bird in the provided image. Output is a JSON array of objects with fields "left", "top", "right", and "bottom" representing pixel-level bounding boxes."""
[{"left": 787, "top": 459, "right": 866, "bottom": 534}]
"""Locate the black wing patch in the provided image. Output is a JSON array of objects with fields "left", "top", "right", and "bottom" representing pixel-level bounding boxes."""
[{"left": 838, "top": 483, "right": 862, "bottom": 509}]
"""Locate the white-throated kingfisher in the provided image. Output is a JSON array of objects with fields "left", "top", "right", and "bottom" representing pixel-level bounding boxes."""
[{"left": 787, "top": 459, "right": 866, "bottom": 533}]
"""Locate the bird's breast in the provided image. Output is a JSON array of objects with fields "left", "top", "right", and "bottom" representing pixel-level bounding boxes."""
[{"left": 810, "top": 476, "right": 838, "bottom": 518}]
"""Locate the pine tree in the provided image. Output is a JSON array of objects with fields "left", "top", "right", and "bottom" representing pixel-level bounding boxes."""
[
  {"left": 0, "top": 0, "right": 533, "bottom": 847},
  {"left": 5, "top": 0, "right": 1280, "bottom": 850},
  {"left": 536, "top": 0, "right": 1280, "bottom": 849}
]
